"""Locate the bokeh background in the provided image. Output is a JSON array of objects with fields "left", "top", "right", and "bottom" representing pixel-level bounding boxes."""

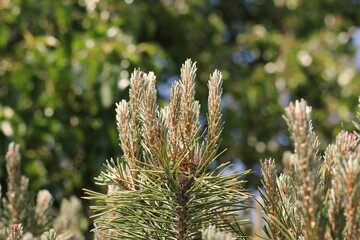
[{"left": 1, "top": 0, "right": 360, "bottom": 235}]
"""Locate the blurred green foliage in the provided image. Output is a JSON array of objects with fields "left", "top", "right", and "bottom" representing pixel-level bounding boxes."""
[{"left": 1, "top": 0, "right": 360, "bottom": 228}]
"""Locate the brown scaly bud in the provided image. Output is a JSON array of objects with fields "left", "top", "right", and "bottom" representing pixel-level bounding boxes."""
[
  {"left": 6, "top": 143, "right": 21, "bottom": 224},
  {"left": 35, "top": 190, "right": 53, "bottom": 216},
  {"left": 7, "top": 223, "right": 23, "bottom": 240}
]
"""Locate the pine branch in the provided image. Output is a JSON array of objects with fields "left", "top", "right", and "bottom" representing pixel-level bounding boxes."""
[
  {"left": 260, "top": 99, "right": 360, "bottom": 240},
  {"left": 85, "top": 59, "right": 250, "bottom": 239}
]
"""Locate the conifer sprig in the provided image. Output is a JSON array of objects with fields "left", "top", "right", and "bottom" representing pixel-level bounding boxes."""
[
  {"left": 260, "top": 99, "right": 360, "bottom": 240},
  {"left": 85, "top": 59, "right": 250, "bottom": 239}
]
